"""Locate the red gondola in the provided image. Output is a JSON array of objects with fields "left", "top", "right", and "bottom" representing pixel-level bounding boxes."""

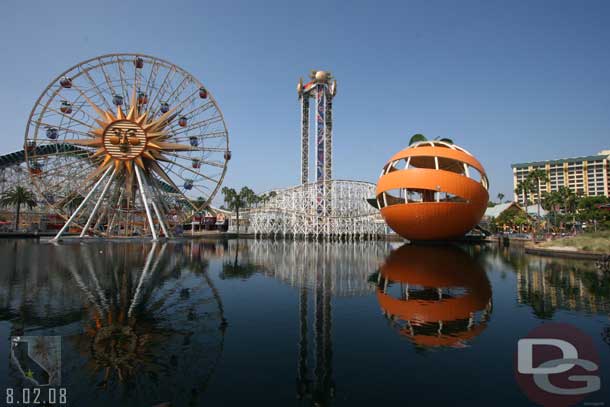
[
  {"left": 29, "top": 161, "right": 43, "bottom": 175},
  {"left": 138, "top": 91, "right": 148, "bottom": 105},
  {"left": 59, "top": 77, "right": 72, "bottom": 88},
  {"left": 60, "top": 101, "right": 72, "bottom": 114}
]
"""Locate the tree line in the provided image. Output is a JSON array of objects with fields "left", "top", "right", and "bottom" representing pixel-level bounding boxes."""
[
  {"left": 491, "top": 170, "right": 610, "bottom": 232},
  {"left": 220, "top": 186, "right": 277, "bottom": 232}
]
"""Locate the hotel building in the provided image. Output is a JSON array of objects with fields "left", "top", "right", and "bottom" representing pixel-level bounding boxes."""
[{"left": 511, "top": 149, "right": 610, "bottom": 204}]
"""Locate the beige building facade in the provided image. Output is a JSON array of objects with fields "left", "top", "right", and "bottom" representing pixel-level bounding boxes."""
[{"left": 511, "top": 149, "right": 609, "bottom": 204}]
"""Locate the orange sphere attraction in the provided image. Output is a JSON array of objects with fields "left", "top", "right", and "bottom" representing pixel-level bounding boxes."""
[
  {"left": 376, "top": 244, "right": 492, "bottom": 348},
  {"left": 376, "top": 139, "right": 489, "bottom": 241}
]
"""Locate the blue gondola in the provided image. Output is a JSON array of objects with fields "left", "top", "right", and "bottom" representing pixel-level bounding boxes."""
[
  {"left": 113, "top": 94, "right": 124, "bottom": 106},
  {"left": 46, "top": 127, "right": 59, "bottom": 140}
]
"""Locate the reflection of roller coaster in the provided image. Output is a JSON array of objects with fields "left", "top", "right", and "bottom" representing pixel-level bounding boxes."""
[
  {"left": 246, "top": 180, "right": 386, "bottom": 239},
  {"left": 246, "top": 239, "right": 390, "bottom": 296}
]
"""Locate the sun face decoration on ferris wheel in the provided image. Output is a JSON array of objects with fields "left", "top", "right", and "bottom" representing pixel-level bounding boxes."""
[{"left": 24, "top": 53, "right": 230, "bottom": 240}]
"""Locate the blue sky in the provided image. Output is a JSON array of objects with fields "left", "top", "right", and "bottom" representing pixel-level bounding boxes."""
[{"left": 1, "top": 0, "right": 609, "bottom": 201}]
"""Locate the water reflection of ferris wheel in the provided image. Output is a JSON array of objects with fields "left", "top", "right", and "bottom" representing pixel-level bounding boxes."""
[{"left": 60, "top": 242, "right": 227, "bottom": 405}]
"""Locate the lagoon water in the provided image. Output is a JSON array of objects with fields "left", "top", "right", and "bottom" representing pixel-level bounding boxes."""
[{"left": 0, "top": 239, "right": 609, "bottom": 406}]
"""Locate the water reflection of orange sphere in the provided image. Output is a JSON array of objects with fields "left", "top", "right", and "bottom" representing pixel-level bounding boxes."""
[
  {"left": 376, "top": 140, "right": 489, "bottom": 241},
  {"left": 376, "top": 244, "right": 492, "bottom": 348}
]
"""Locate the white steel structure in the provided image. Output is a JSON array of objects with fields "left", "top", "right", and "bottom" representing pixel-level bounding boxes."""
[
  {"left": 246, "top": 180, "right": 386, "bottom": 239},
  {"left": 246, "top": 70, "right": 384, "bottom": 239}
]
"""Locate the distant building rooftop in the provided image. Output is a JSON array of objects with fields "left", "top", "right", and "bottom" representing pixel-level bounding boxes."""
[
  {"left": 484, "top": 202, "right": 548, "bottom": 219},
  {"left": 484, "top": 202, "right": 515, "bottom": 218},
  {"left": 511, "top": 149, "right": 610, "bottom": 169}
]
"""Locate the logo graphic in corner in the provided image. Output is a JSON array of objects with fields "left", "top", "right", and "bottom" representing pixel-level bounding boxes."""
[
  {"left": 10, "top": 336, "right": 61, "bottom": 386},
  {"left": 515, "top": 323, "right": 601, "bottom": 407}
]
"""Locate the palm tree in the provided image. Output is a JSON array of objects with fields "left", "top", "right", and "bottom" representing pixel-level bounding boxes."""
[
  {"left": 542, "top": 191, "right": 560, "bottom": 229},
  {"left": 497, "top": 193, "right": 505, "bottom": 203},
  {"left": 222, "top": 187, "right": 241, "bottom": 232},
  {"left": 515, "top": 179, "right": 532, "bottom": 207},
  {"left": 256, "top": 191, "right": 277, "bottom": 208},
  {"left": 541, "top": 187, "right": 578, "bottom": 231},
  {"left": 220, "top": 242, "right": 259, "bottom": 280},
  {"left": 526, "top": 169, "right": 548, "bottom": 220},
  {"left": 222, "top": 186, "right": 257, "bottom": 233},
  {"left": 242, "top": 187, "right": 258, "bottom": 209},
  {"left": 557, "top": 186, "right": 578, "bottom": 230},
  {"left": 0, "top": 186, "right": 38, "bottom": 231}
]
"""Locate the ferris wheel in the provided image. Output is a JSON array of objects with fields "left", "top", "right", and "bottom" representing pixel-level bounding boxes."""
[{"left": 23, "top": 53, "right": 231, "bottom": 239}]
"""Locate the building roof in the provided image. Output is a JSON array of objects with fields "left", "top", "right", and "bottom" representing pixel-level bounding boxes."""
[
  {"left": 484, "top": 202, "right": 517, "bottom": 218},
  {"left": 484, "top": 202, "right": 548, "bottom": 218},
  {"left": 511, "top": 150, "right": 610, "bottom": 169},
  {"left": 524, "top": 204, "right": 548, "bottom": 217}
]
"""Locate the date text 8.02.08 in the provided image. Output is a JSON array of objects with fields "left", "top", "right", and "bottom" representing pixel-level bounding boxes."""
[{"left": 4, "top": 388, "right": 67, "bottom": 406}]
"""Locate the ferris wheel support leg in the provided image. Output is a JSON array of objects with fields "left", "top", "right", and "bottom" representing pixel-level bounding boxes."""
[
  {"left": 134, "top": 165, "right": 158, "bottom": 241},
  {"left": 150, "top": 200, "right": 169, "bottom": 238},
  {"left": 147, "top": 184, "right": 170, "bottom": 237},
  {"left": 51, "top": 166, "right": 114, "bottom": 242},
  {"left": 146, "top": 175, "right": 171, "bottom": 238},
  {"left": 106, "top": 188, "right": 124, "bottom": 237},
  {"left": 140, "top": 172, "right": 170, "bottom": 238},
  {"left": 79, "top": 168, "right": 117, "bottom": 238}
]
